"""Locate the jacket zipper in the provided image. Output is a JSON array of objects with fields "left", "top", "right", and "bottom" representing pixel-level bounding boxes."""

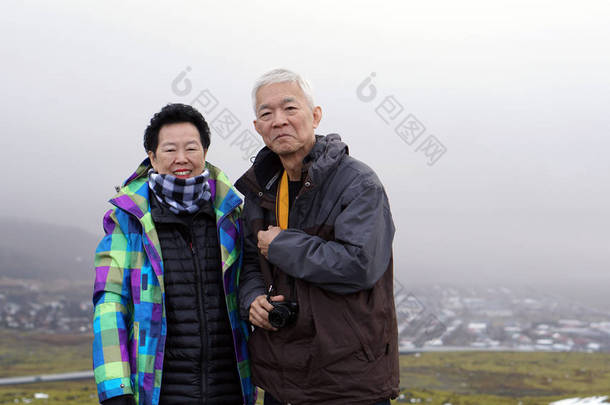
[
  {"left": 216, "top": 203, "right": 246, "bottom": 401},
  {"left": 112, "top": 187, "right": 245, "bottom": 403},
  {"left": 189, "top": 228, "right": 208, "bottom": 405}
]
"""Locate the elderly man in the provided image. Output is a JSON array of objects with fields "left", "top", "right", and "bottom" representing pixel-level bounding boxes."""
[{"left": 236, "top": 69, "right": 399, "bottom": 405}]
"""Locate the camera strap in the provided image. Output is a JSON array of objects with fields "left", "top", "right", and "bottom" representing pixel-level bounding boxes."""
[{"left": 266, "top": 276, "right": 297, "bottom": 302}]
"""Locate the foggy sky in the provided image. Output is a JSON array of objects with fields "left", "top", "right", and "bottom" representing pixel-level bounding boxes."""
[{"left": 1, "top": 0, "right": 609, "bottom": 288}]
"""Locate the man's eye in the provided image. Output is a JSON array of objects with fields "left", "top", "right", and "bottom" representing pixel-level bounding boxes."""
[
  {"left": 164, "top": 149, "right": 175, "bottom": 153},
  {"left": 259, "top": 112, "right": 271, "bottom": 119}
]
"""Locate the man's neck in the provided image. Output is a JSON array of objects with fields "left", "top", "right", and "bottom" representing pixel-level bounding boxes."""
[
  {"left": 279, "top": 138, "right": 315, "bottom": 181},
  {"left": 279, "top": 154, "right": 305, "bottom": 181}
]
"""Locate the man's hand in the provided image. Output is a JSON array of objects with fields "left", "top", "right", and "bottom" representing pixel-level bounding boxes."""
[
  {"left": 249, "top": 294, "right": 285, "bottom": 331},
  {"left": 257, "top": 226, "right": 282, "bottom": 259}
]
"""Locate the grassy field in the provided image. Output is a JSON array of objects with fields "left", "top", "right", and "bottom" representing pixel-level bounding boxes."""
[
  {"left": 0, "top": 331, "right": 94, "bottom": 404},
  {"left": 1, "top": 330, "right": 609, "bottom": 404},
  {"left": 396, "top": 351, "right": 610, "bottom": 404}
]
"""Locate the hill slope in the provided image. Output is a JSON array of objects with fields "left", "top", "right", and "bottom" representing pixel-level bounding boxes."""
[{"left": 0, "top": 218, "right": 100, "bottom": 282}]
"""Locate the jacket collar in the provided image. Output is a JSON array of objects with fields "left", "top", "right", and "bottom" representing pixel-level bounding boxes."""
[
  {"left": 149, "top": 192, "right": 215, "bottom": 225},
  {"left": 109, "top": 158, "right": 243, "bottom": 282},
  {"left": 235, "top": 134, "right": 348, "bottom": 198},
  {"left": 111, "top": 158, "right": 242, "bottom": 222}
]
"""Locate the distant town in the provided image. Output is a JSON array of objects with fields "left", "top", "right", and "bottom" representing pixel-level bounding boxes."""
[
  {"left": 394, "top": 281, "right": 610, "bottom": 353},
  {"left": 0, "top": 278, "right": 93, "bottom": 335},
  {"left": 1, "top": 277, "right": 609, "bottom": 353}
]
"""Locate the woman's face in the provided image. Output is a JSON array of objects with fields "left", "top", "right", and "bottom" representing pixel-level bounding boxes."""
[{"left": 148, "top": 122, "right": 207, "bottom": 179}]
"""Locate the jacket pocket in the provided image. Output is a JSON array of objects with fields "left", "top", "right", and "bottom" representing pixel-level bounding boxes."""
[{"left": 342, "top": 309, "right": 377, "bottom": 362}]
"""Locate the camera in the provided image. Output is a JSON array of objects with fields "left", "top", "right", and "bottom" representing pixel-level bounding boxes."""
[{"left": 268, "top": 301, "right": 299, "bottom": 329}]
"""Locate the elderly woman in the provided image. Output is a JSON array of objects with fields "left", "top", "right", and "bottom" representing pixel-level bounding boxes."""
[{"left": 92, "top": 104, "right": 255, "bottom": 405}]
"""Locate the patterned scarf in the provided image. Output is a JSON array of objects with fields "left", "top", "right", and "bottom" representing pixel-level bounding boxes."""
[{"left": 148, "top": 169, "right": 211, "bottom": 215}]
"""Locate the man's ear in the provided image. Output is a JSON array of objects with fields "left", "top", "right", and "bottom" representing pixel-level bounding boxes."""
[
  {"left": 312, "top": 106, "right": 322, "bottom": 129},
  {"left": 253, "top": 119, "right": 263, "bottom": 136}
]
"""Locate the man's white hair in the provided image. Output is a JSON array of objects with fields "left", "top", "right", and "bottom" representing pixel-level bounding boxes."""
[{"left": 251, "top": 68, "right": 315, "bottom": 114}]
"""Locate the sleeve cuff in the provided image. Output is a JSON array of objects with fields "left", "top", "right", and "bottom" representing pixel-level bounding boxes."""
[{"left": 101, "top": 394, "right": 135, "bottom": 405}]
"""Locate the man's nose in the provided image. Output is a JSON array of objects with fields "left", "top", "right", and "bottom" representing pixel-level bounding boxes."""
[{"left": 271, "top": 111, "right": 288, "bottom": 127}]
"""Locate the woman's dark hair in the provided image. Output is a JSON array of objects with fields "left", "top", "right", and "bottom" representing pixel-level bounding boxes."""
[{"left": 144, "top": 103, "right": 211, "bottom": 153}]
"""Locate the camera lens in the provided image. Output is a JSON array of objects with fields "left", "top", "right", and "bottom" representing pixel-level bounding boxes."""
[{"left": 269, "top": 305, "right": 291, "bottom": 329}]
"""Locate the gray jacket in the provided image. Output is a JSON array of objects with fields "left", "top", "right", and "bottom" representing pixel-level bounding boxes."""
[{"left": 235, "top": 134, "right": 399, "bottom": 404}]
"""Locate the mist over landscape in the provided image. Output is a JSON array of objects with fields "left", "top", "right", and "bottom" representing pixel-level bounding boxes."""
[
  {"left": 1, "top": 1, "right": 609, "bottom": 308},
  {"left": 1, "top": 216, "right": 608, "bottom": 315},
  {"left": 1, "top": 3, "right": 610, "bottom": 403}
]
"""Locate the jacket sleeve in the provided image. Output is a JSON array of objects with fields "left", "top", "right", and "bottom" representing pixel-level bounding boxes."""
[
  {"left": 268, "top": 176, "right": 395, "bottom": 294},
  {"left": 101, "top": 394, "right": 136, "bottom": 405},
  {"left": 92, "top": 208, "right": 135, "bottom": 403},
  {"left": 238, "top": 197, "right": 266, "bottom": 320}
]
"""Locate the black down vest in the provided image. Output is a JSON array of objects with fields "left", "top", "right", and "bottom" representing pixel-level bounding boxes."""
[{"left": 150, "top": 197, "right": 242, "bottom": 405}]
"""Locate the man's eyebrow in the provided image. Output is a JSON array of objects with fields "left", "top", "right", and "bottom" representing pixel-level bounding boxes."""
[
  {"left": 257, "top": 97, "right": 298, "bottom": 113},
  {"left": 257, "top": 103, "right": 270, "bottom": 113}
]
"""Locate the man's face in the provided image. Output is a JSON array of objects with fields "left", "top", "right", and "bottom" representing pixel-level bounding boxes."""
[
  {"left": 148, "top": 122, "right": 207, "bottom": 178},
  {"left": 253, "top": 81, "right": 322, "bottom": 157}
]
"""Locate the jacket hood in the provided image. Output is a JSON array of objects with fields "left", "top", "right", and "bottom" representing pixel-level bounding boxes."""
[
  {"left": 109, "top": 158, "right": 243, "bottom": 277},
  {"left": 236, "top": 134, "right": 349, "bottom": 195},
  {"left": 112, "top": 158, "right": 242, "bottom": 221},
  {"left": 305, "top": 133, "right": 349, "bottom": 187}
]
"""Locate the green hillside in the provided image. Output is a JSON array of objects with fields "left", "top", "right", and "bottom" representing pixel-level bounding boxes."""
[{"left": 1, "top": 331, "right": 609, "bottom": 404}]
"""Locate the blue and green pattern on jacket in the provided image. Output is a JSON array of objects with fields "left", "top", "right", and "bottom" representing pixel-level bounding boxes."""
[{"left": 93, "top": 158, "right": 255, "bottom": 405}]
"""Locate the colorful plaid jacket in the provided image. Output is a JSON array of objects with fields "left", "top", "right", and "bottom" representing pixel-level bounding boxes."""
[{"left": 92, "top": 158, "right": 255, "bottom": 405}]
